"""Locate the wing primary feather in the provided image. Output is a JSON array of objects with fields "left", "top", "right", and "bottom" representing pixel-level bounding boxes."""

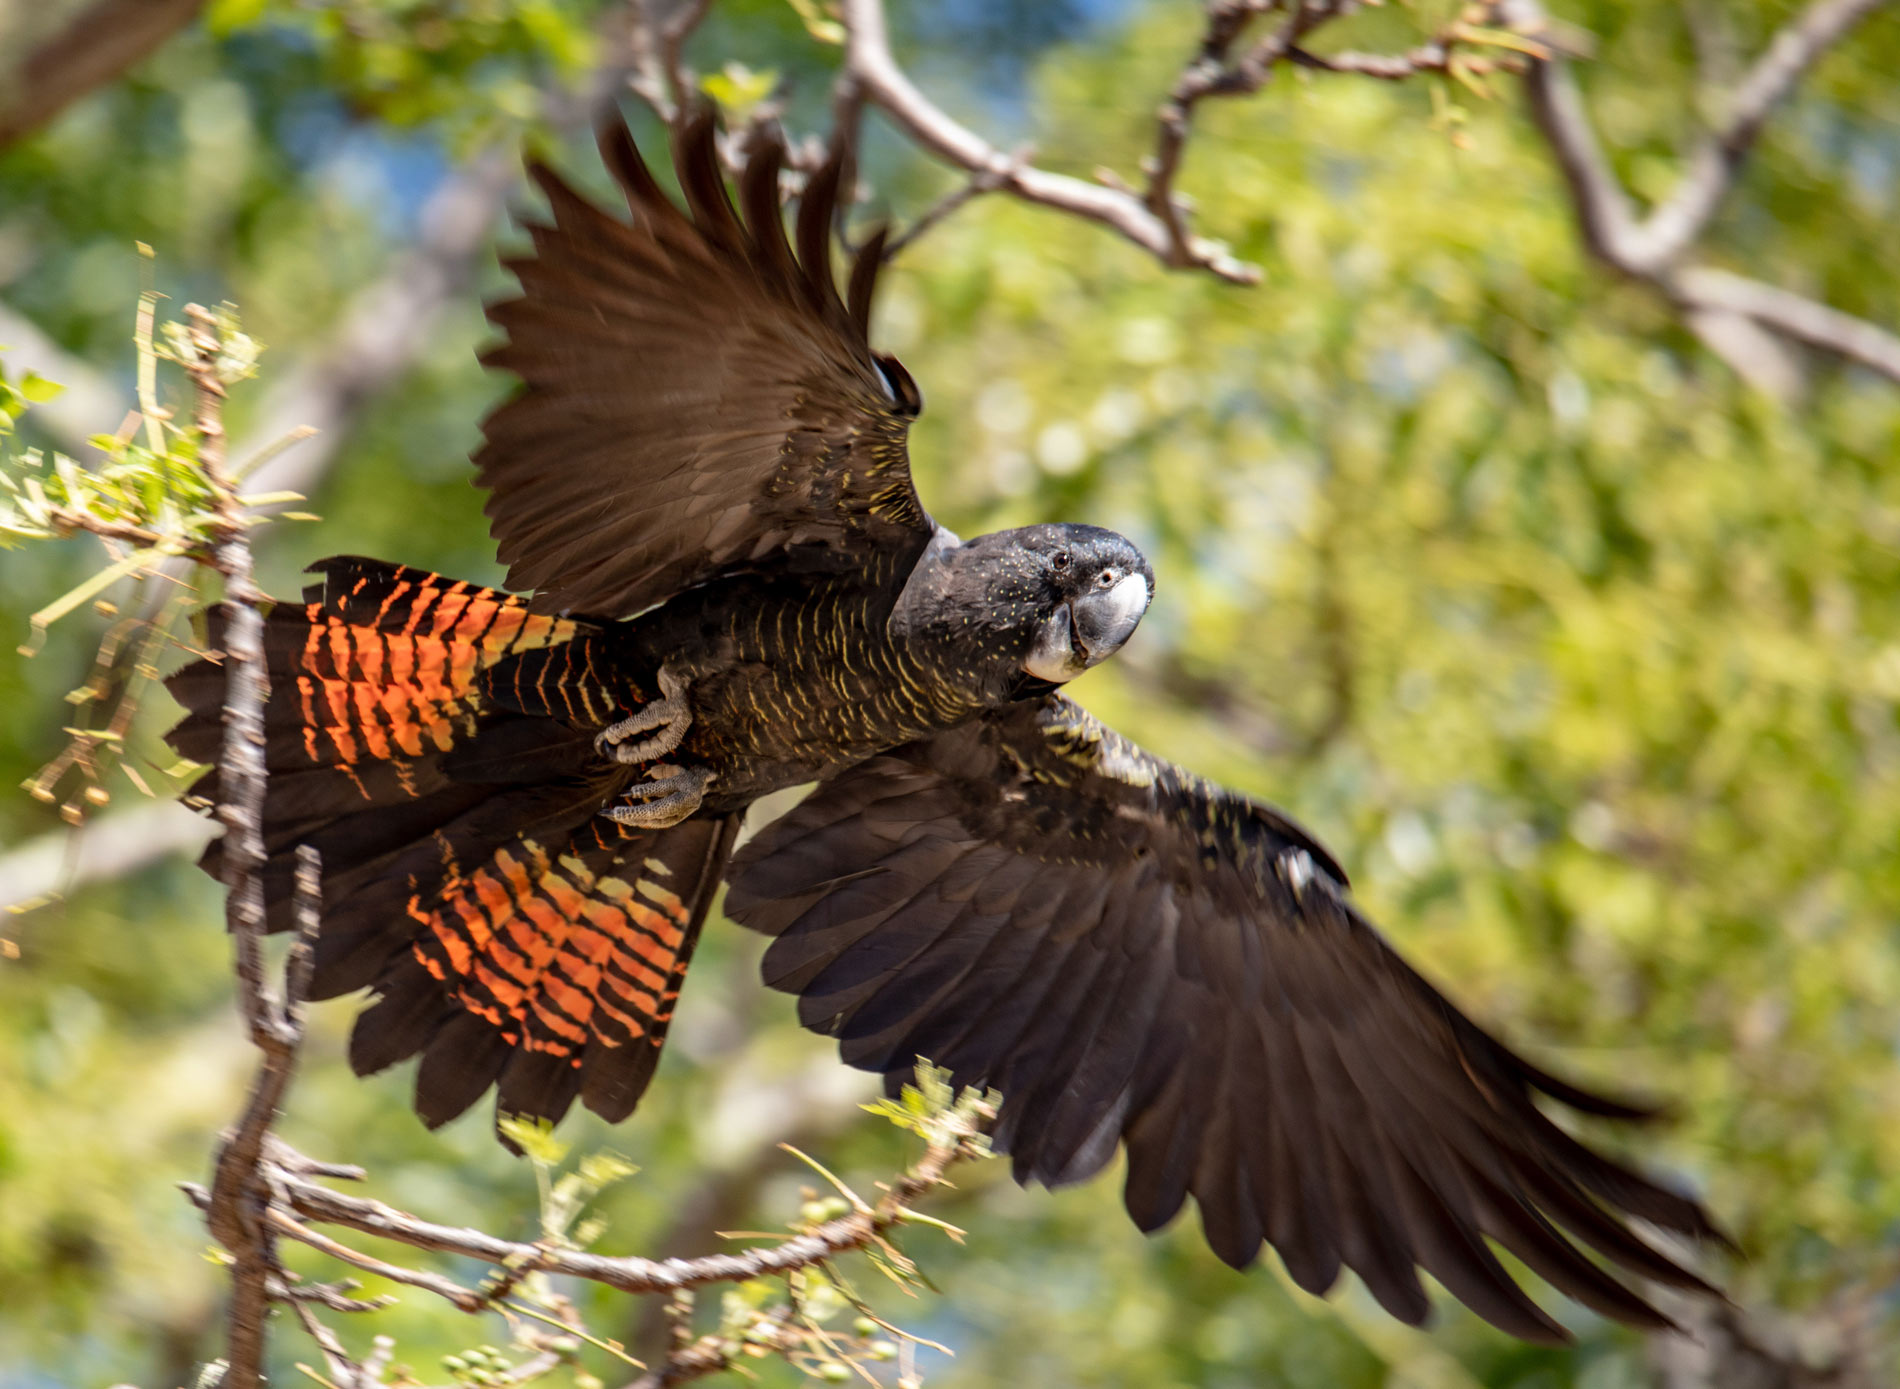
[
  {"left": 1289, "top": 1037, "right": 1431, "bottom": 1321},
  {"left": 847, "top": 224, "right": 889, "bottom": 339},
  {"left": 479, "top": 108, "right": 934, "bottom": 619},
  {"left": 996, "top": 932, "right": 1139, "bottom": 1184},
  {"left": 1379, "top": 1139, "right": 1573, "bottom": 1343},
  {"left": 596, "top": 117, "right": 687, "bottom": 235},
  {"left": 738, "top": 128, "right": 798, "bottom": 293},
  {"left": 1120, "top": 1061, "right": 1196, "bottom": 1232},
  {"left": 672, "top": 104, "right": 746, "bottom": 254},
  {"left": 1463, "top": 1168, "right": 1683, "bottom": 1329},
  {"left": 795, "top": 151, "right": 848, "bottom": 322},
  {"left": 1190, "top": 1027, "right": 1266, "bottom": 1270}
]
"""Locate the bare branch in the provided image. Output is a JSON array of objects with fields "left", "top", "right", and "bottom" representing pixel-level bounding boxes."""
[
  {"left": 1644, "top": 0, "right": 1893, "bottom": 266},
  {"left": 205, "top": 831, "right": 321, "bottom": 1386},
  {"left": 1677, "top": 303, "right": 1809, "bottom": 398},
  {"left": 1143, "top": 1, "right": 1349, "bottom": 263},
  {"left": 1284, "top": 40, "right": 1461, "bottom": 82},
  {"left": 839, "top": 0, "right": 1261, "bottom": 282},
  {"left": 264, "top": 1206, "right": 487, "bottom": 1313},
  {"left": 1510, "top": 11, "right": 1647, "bottom": 270},
  {"left": 607, "top": 0, "right": 714, "bottom": 128},
  {"left": 287, "top": 1299, "right": 364, "bottom": 1389},
  {"left": 1672, "top": 266, "right": 1900, "bottom": 384},
  {"left": 171, "top": 303, "right": 283, "bottom": 1389},
  {"left": 0, "top": 0, "right": 206, "bottom": 151},
  {"left": 882, "top": 150, "right": 1028, "bottom": 260},
  {"left": 841, "top": 0, "right": 1526, "bottom": 279},
  {"left": 1504, "top": 0, "right": 1899, "bottom": 393}
]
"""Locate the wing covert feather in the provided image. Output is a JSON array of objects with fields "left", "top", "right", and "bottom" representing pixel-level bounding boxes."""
[{"left": 726, "top": 694, "right": 1726, "bottom": 1341}]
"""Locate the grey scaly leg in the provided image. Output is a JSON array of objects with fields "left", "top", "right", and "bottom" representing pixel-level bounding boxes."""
[
  {"left": 601, "top": 764, "right": 717, "bottom": 829},
  {"left": 596, "top": 666, "right": 693, "bottom": 765}
]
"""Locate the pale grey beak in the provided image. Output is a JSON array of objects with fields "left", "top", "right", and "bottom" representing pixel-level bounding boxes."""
[
  {"left": 1023, "top": 573, "right": 1151, "bottom": 683},
  {"left": 1071, "top": 572, "right": 1150, "bottom": 665}
]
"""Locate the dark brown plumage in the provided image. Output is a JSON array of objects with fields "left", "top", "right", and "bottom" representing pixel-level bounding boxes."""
[{"left": 166, "top": 105, "right": 1725, "bottom": 1345}]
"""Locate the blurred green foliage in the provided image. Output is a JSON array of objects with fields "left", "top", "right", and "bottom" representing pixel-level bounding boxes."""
[{"left": 2, "top": 1, "right": 1898, "bottom": 1386}]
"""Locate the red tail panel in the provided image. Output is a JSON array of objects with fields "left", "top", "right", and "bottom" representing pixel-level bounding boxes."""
[{"left": 167, "top": 557, "right": 733, "bottom": 1132}]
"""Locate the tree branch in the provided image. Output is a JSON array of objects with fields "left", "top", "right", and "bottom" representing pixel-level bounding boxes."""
[
  {"left": 839, "top": 0, "right": 1261, "bottom": 282},
  {"left": 1143, "top": 1, "right": 1349, "bottom": 264},
  {"left": 269, "top": 1109, "right": 980, "bottom": 1299},
  {"left": 1505, "top": 0, "right": 1899, "bottom": 393},
  {"left": 0, "top": 0, "right": 207, "bottom": 151},
  {"left": 262, "top": 1204, "right": 488, "bottom": 1313},
  {"left": 843, "top": 0, "right": 1523, "bottom": 280},
  {"left": 614, "top": 0, "right": 714, "bottom": 127},
  {"left": 170, "top": 298, "right": 311, "bottom": 1388},
  {"left": 1643, "top": 0, "right": 1892, "bottom": 267},
  {"left": 1671, "top": 265, "right": 1900, "bottom": 384}
]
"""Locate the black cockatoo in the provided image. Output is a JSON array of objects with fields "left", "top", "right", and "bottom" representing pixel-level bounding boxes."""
[{"left": 168, "top": 109, "right": 1723, "bottom": 1343}]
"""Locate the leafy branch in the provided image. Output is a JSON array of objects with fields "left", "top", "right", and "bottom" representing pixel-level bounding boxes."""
[
  {"left": 181, "top": 1064, "right": 995, "bottom": 1389},
  {"left": 1, "top": 263, "right": 307, "bottom": 827}
]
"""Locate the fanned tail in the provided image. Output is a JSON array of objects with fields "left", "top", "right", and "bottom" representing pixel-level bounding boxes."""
[
  {"left": 165, "top": 557, "right": 736, "bottom": 1129},
  {"left": 354, "top": 810, "right": 740, "bottom": 1128}
]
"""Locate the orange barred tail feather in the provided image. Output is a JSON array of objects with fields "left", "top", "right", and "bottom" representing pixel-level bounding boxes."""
[
  {"left": 165, "top": 557, "right": 733, "bottom": 1129},
  {"left": 353, "top": 811, "right": 741, "bottom": 1127},
  {"left": 168, "top": 558, "right": 603, "bottom": 931}
]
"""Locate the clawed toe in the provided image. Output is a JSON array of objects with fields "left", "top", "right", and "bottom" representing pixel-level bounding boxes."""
[
  {"left": 596, "top": 667, "right": 693, "bottom": 765},
  {"left": 600, "top": 763, "right": 716, "bottom": 829}
]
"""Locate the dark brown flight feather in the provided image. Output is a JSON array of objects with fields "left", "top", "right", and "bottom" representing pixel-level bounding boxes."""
[
  {"left": 475, "top": 105, "right": 933, "bottom": 619},
  {"left": 726, "top": 694, "right": 1729, "bottom": 1343}
]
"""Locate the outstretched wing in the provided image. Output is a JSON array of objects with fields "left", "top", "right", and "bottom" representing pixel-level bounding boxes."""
[
  {"left": 725, "top": 694, "right": 1725, "bottom": 1342},
  {"left": 476, "top": 107, "right": 933, "bottom": 618}
]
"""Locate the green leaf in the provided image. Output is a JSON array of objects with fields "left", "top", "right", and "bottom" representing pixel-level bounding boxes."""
[
  {"left": 497, "top": 1114, "right": 568, "bottom": 1166},
  {"left": 577, "top": 1151, "right": 638, "bottom": 1189},
  {"left": 784, "top": 0, "right": 845, "bottom": 44},
  {"left": 17, "top": 374, "right": 64, "bottom": 404},
  {"left": 700, "top": 63, "right": 779, "bottom": 122},
  {"left": 206, "top": 0, "right": 268, "bottom": 35}
]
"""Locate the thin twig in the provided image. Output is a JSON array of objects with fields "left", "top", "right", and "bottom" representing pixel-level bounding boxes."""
[
  {"left": 1143, "top": 1, "right": 1347, "bottom": 263},
  {"left": 269, "top": 1275, "right": 394, "bottom": 1314},
  {"left": 881, "top": 150, "right": 1028, "bottom": 260},
  {"left": 1286, "top": 40, "right": 1460, "bottom": 81},
  {"left": 264, "top": 1206, "right": 488, "bottom": 1313},
  {"left": 288, "top": 1297, "right": 365, "bottom": 1389},
  {"left": 616, "top": 0, "right": 714, "bottom": 127}
]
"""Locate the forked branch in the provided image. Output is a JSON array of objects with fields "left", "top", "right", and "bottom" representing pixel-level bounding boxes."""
[{"left": 1503, "top": 0, "right": 1900, "bottom": 392}]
